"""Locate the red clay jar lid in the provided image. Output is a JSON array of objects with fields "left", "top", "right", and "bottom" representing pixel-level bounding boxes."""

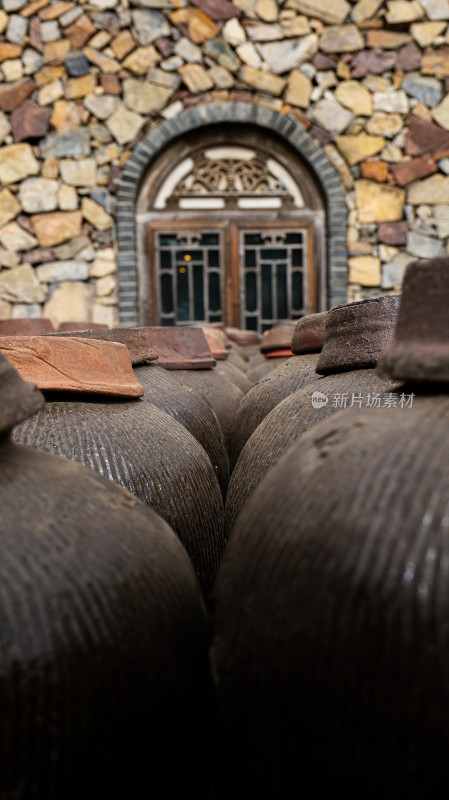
[
  {"left": 0, "top": 336, "right": 144, "bottom": 398},
  {"left": 265, "top": 349, "right": 294, "bottom": 358},
  {"left": 197, "top": 327, "right": 229, "bottom": 360},
  {"left": 260, "top": 322, "right": 296, "bottom": 353},
  {"left": 225, "top": 328, "right": 261, "bottom": 345},
  {"left": 137, "top": 326, "right": 216, "bottom": 369},
  {"left": 0, "top": 318, "right": 54, "bottom": 335},
  {"left": 378, "top": 256, "right": 449, "bottom": 383},
  {"left": 316, "top": 296, "right": 400, "bottom": 375},
  {"left": 0, "top": 352, "right": 44, "bottom": 434},
  {"left": 291, "top": 312, "right": 327, "bottom": 355},
  {"left": 46, "top": 327, "right": 159, "bottom": 366},
  {"left": 58, "top": 321, "right": 108, "bottom": 331}
]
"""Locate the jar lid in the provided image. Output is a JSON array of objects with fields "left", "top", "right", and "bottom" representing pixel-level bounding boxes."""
[
  {"left": 47, "top": 327, "right": 159, "bottom": 366},
  {"left": 261, "top": 322, "right": 296, "bottom": 354},
  {"left": 137, "top": 326, "right": 216, "bottom": 369},
  {"left": 378, "top": 256, "right": 449, "bottom": 382},
  {"left": 316, "top": 296, "right": 400, "bottom": 375},
  {"left": 225, "top": 328, "right": 261, "bottom": 345},
  {"left": 291, "top": 312, "right": 327, "bottom": 355},
  {"left": 0, "top": 352, "right": 44, "bottom": 435},
  {"left": 0, "top": 336, "right": 144, "bottom": 397},
  {"left": 0, "top": 318, "right": 54, "bottom": 336}
]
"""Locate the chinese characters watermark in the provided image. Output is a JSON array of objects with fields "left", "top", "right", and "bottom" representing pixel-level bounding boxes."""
[{"left": 311, "top": 391, "right": 415, "bottom": 410}]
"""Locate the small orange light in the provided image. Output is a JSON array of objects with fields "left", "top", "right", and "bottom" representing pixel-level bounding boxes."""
[
  {"left": 179, "top": 267, "right": 187, "bottom": 273},
  {"left": 184, "top": 254, "right": 192, "bottom": 262}
]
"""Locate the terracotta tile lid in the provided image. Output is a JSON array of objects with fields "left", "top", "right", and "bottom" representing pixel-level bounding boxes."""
[
  {"left": 291, "top": 312, "right": 327, "bottom": 355},
  {"left": 226, "top": 328, "right": 261, "bottom": 345},
  {"left": 197, "top": 326, "right": 229, "bottom": 360},
  {"left": 47, "top": 326, "right": 159, "bottom": 366},
  {"left": 261, "top": 322, "right": 296, "bottom": 353},
  {"left": 0, "top": 318, "right": 54, "bottom": 335},
  {"left": 265, "top": 349, "right": 294, "bottom": 358},
  {"left": 137, "top": 326, "right": 216, "bottom": 369},
  {"left": 0, "top": 336, "right": 144, "bottom": 397}
]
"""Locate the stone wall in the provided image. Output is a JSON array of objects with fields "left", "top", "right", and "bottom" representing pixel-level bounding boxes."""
[{"left": 1, "top": 0, "right": 449, "bottom": 325}]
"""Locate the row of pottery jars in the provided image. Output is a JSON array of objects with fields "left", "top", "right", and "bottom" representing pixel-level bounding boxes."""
[
  {"left": 5, "top": 333, "right": 225, "bottom": 597},
  {"left": 229, "top": 312, "right": 327, "bottom": 468},
  {"left": 226, "top": 298, "right": 400, "bottom": 532},
  {"left": 211, "top": 256, "right": 449, "bottom": 798},
  {"left": 0, "top": 353, "right": 214, "bottom": 799}
]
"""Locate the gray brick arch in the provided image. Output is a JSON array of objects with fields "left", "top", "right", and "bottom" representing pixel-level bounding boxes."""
[{"left": 116, "top": 102, "right": 347, "bottom": 324}]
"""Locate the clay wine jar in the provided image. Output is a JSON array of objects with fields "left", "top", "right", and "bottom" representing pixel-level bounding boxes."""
[
  {"left": 134, "top": 363, "right": 230, "bottom": 499},
  {"left": 9, "top": 338, "right": 225, "bottom": 595},
  {"left": 0, "top": 354, "right": 213, "bottom": 799},
  {"left": 228, "top": 312, "right": 328, "bottom": 468},
  {"left": 226, "top": 298, "right": 399, "bottom": 532},
  {"left": 212, "top": 258, "right": 449, "bottom": 797}
]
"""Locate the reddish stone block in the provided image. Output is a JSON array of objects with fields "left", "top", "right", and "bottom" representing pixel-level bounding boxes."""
[
  {"left": 360, "top": 160, "right": 389, "bottom": 182},
  {"left": 351, "top": 49, "right": 396, "bottom": 78},
  {"left": 390, "top": 155, "right": 438, "bottom": 186},
  {"left": 11, "top": 99, "right": 51, "bottom": 141},
  {"left": 139, "top": 327, "right": 216, "bottom": 369},
  {"left": 65, "top": 14, "right": 96, "bottom": 49},
  {"left": 309, "top": 125, "right": 333, "bottom": 147},
  {"left": 29, "top": 17, "right": 43, "bottom": 53},
  {"left": 191, "top": 0, "right": 238, "bottom": 20},
  {"left": 405, "top": 115, "right": 449, "bottom": 156},
  {"left": 99, "top": 74, "right": 121, "bottom": 94},
  {"left": 0, "top": 319, "right": 54, "bottom": 336},
  {"left": 0, "top": 336, "right": 144, "bottom": 397},
  {"left": 25, "top": 248, "right": 55, "bottom": 264},
  {"left": 313, "top": 52, "right": 337, "bottom": 70},
  {"left": 396, "top": 41, "right": 422, "bottom": 71},
  {"left": 378, "top": 221, "right": 409, "bottom": 245},
  {"left": 0, "top": 43, "right": 22, "bottom": 61},
  {"left": 0, "top": 79, "right": 35, "bottom": 113}
]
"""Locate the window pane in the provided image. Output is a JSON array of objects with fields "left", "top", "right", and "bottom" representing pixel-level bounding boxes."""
[
  {"left": 245, "top": 316, "right": 258, "bottom": 331},
  {"left": 245, "top": 271, "right": 257, "bottom": 312},
  {"left": 277, "top": 263, "right": 288, "bottom": 319},
  {"left": 292, "top": 247, "right": 303, "bottom": 267},
  {"left": 208, "top": 249, "right": 219, "bottom": 268},
  {"left": 244, "top": 233, "right": 264, "bottom": 246},
  {"left": 200, "top": 233, "right": 219, "bottom": 245},
  {"left": 292, "top": 271, "right": 303, "bottom": 312},
  {"left": 209, "top": 272, "right": 220, "bottom": 312},
  {"left": 193, "top": 264, "right": 204, "bottom": 320},
  {"left": 285, "top": 232, "right": 303, "bottom": 244},
  {"left": 177, "top": 267, "right": 189, "bottom": 321},
  {"left": 245, "top": 249, "right": 256, "bottom": 268},
  {"left": 262, "top": 263, "right": 272, "bottom": 319},
  {"left": 160, "top": 250, "right": 172, "bottom": 269},
  {"left": 161, "top": 273, "right": 173, "bottom": 314},
  {"left": 261, "top": 248, "right": 286, "bottom": 261}
]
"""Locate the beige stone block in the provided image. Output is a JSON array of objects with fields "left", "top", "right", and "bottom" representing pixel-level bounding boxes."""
[
  {"left": 431, "top": 93, "right": 449, "bottom": 130},
  {"left": 320, "top": 24, "right": 364, "bottom": 53},
  {"left": 240, "top": 65, "right": 286, "bottom": 96},
  {"left": 122, "top": 45, "right": 161, "bottom": 76},
  {"left": 92, "top": 302, "right": 119, "bottom": 326},
  {"left": 58, "top": 185, "right": 78, "bottom": 211},
  {"left": 335, "top": 135, "right": 385, "bottom": 165},
  {"left": 285, "top": 69, "right": 312, "bottom": 108},
  {"left": 89, "top": 248, "right": 116, "bottom": 278},
  {"left": 60, "top": 159, "right": 97, "bottom": 187},
  {"left": 285, "top": 0, "right": 351, "bottom": 25},
  {"left": 411, "top": 20, "right": 446, "bottom": 46},
  {"left": 407, "top": 174, "right": 449, "bottom": 204},
  {"left": 351, "top": 0, "right": 383, "bottom": 23},
  {"left": 355, "top": 179, "right": 406, "bottom": 222},
  {"left": 44, "top": 281, "right": 94, "bottom": 329},
  {"left": 81, "top": 197, "right": 114, "bottom": 231},
  {"left": 385, "top": 0, "right": 425, "bottom": 23},
  {"left": 106, "top": 105, "right": 144, "bottom": 145},
  {"left": 366, "top": 112, "right": 403, "bottom": 138},
  {"left": 348, "top": 256, "right": 381, "bottom": 286},
  {"left": 0, "top": 143, "right": 39, "bottom": 185},
  {"left": 335, "top": 80, "right": 372, "bottom": 115},
  {"left": 0, "top": 264, "right": 45, "bottom": 304},
  {"left": 0, "top": 189, "right": 21, "bottom": 228},
  {"left": 178, "top": 63, "right": 214, "bottom": 93},
  {"left": 31, "top": 211, "right": 82, "bottom": 247}
]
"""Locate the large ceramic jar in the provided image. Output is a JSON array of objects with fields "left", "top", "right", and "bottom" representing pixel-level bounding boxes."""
[
  {"left": 7, "top": 337, "right": 224, "bottom": 596},
  {"left": 226, "top": 298, "right": 399, "bottom": 532},
  {"left": 0, "top": 354, "right": 212, "bottom": 799},
  {"left": 211, "top": 258, "right": 449, "bottom": 797},
  {"left": 228, "top": 312, "right": 327, "bottom": 468}
]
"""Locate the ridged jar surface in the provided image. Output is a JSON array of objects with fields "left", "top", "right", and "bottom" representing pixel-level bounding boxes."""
[
  {"left": 169, "top": 370, "right": 244, "bottom": 452},
  {"left": 134, "top": 364, "right": 229, "bottom": 498},
  {"left": 246, "top": 355, "right": 290, "bottom": 383},
  {"left": 215, "top": 361, "right": 253, "bottom": 394},
  {"left": 212, "top": 392, "right": 449, "bottom": 798},
  {"left": 0, "top": 440, "right": 210, "bottom": 800},
  {"left": 229, "top": 354, "right": 319, "bottom": 468},
  {"left": 13, "top": 398, "right": 224, "bottom": 594},
  {"left": 226, "top": 369, "right": 392, "bottom": 532}
]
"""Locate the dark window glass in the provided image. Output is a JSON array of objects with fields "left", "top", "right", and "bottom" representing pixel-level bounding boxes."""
[
  {"left": 161, "top": 273, "right": 173, "bottom": 314},
  {"left": 208, "top": 249, "right": 219, "bottom": 268},
  {"left": 245, "top": 316, "right": 258, "bottom": 331},
  {"left": 209, "top": 314, "right": 222, "bottom": 323},
  {"left": 277, "top": 263, "right": 288, "bottom": 319},
  {"left": 162, "top": 318, "right": 172, "bottom": 326},
  {"left": 177, "top": 267, "right": 189, "bottom": 321},
  {"left": 292, "top": 271, "right": 303, "bottom": 312},
  {"left": 262, "top": 263, "right": 272, "bottom": 319},
  {"left": 209, "top": 272, "right": 220, "bottom": 312},
  {"left": 160, "top": 234, "right": 182, "bottom": 247},
  {"left": 292, "top": 247, "right": 303, "bottom": 267},
  {"left": 200, "top": 233, "right": 219, "bottom": 245},
  {"left": 244, "top": 233, "right": 264, "bottom": 245},
  {"left": 261, "top": 248, "right": 286, "bottom": 261},
  {"left": 245, "top": 271, "right": 257, "bottom": 312},
  {"left": 285, "top": 232, "right": 303, "bottom": 244},
  {"left": 193, "top": 264, "right": 204, "bottom": 320},
  {"left": 245, "top": 249, "right": 256, "bottom": 268},
  {"left": 160, "top": 249, "right": 172, "bottom": 269}
]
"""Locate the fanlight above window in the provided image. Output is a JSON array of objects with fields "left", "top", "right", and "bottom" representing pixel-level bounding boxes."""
[{"left": 154, "top": 146, "right": 305, "bottom": 211}]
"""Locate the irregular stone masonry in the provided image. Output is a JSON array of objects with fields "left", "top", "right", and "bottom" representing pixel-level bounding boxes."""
[{"left": 0, "top": 0, "right": 449, "bottom": 323}]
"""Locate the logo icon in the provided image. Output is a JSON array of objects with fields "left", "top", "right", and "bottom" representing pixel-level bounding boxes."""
[{"left": 312, "top": 391, "right": 329, "bottom": 409}]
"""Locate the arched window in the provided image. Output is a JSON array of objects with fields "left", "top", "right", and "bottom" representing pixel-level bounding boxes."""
[{"left": 136, "top": 124, "right": 326, "bottom": 333}]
